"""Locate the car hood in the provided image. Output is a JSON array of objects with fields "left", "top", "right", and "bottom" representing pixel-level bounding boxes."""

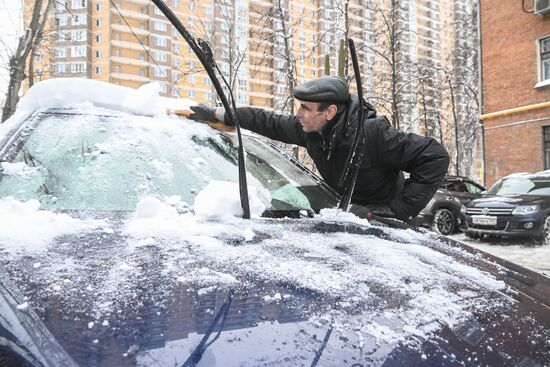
[
  {"left": 467, "top": 194, "right": 548, "bottom": 207},
  {"left": 1, "top": 210, "right": 549, "bottom": 366}
]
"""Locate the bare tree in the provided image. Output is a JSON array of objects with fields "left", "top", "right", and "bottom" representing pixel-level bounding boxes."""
[
  {"left": 2, "top": 0, "right": 51, "bottom": 122},
  {"left": 357, "top": 0, "right": 419, "bottom": 130},
  {"left": 249, "top": 0, "right": 298, "bottom": 114}
]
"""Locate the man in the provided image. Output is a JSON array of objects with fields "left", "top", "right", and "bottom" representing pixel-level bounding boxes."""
[{"left": 188, "top": 76, "right": 449, "bottom": 222}]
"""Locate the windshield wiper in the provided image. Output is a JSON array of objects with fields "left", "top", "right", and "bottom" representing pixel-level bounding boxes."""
[
  {"left": 150, "top": 0, "right": 251, "bottom": 219},
  {"left": 338, "top": 38, "right": 365, "bottom": 212},
  {"left": 181, "top": 289, "right": 234, "bottom": 367},
  {"left": 310, "top": 325, "right": 333, "bottom": 367}
]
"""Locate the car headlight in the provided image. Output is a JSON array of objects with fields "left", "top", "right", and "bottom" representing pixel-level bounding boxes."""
[
  {"left": 460, "top": 205, "right": 467, "bottom": 214},
  {"left": 511, "top": 205, "right": 539, "bottom": 215}
]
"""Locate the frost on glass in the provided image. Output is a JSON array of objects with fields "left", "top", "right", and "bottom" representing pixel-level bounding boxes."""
[{"left": 0, "top": 112, "right": 335, "bottom": 211}]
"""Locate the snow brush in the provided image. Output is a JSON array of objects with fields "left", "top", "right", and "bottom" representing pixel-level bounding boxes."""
[{"left": 168, "top": 109, "right": 236, "bottom": 133}]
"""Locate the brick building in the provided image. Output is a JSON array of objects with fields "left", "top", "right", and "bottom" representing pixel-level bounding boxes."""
[{"left": 480, "top": 0, "right": 550, "bottom": 186}]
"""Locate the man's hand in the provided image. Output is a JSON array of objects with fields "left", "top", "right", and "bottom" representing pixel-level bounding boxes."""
[
  {"left": 170, "top": 105, "right": 235, "bottom": 132},
  {"left": 188, "top": 103, "right": 217, "bottom": 122}
]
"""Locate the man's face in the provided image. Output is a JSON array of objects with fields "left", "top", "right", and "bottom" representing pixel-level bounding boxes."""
[{"left": 294, "top": 100, "right": 332, "bottom": 133}]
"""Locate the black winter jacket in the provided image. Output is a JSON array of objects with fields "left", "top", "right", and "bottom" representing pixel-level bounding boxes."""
[{"left": 225, "top": 96, "right": 450, "bottom": 221}]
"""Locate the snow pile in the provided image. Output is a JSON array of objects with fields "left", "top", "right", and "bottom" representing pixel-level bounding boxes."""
[
  {"left": 17, "top": 78, "right": 164, "bottom": 116},
  {"left": 194, "top": 180, "right": 268, "bottom": 220},
  {"left": 0, "top": 197, "right": 107, "bottom": 252},
  {"left": 318, "top": 207, "right": 371, "bottom": 226},
  {"left": 0, "top": 162, "right": 38, "bottom": 178},
  {"left": 12, "top": 78, "right": 195, "bottom": 118}
]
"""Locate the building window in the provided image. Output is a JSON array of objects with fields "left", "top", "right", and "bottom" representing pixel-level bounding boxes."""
[
  {"left": 153, "top": 21, "right": 167, "bottom": 32},
  {"left": 95, "top": 50, "right": 101, "bottom": 57},
  {"left": 154, "top": 66, "right": 167, "bottom": 77},
  {"left": 55, "top": 63, "right": 66, "bottom": 73},
  {"left": 72, "top": 14, "right": 86, "bottom": 26},
  {"left": 71, "top": 30, "right": 86, "bottom": 42},
  {"left": 540, "top": 36, "right": 550, "bottom": 82},
  {"left": 95, "top": 66, "right": 101, "bottom": 74},
  {"left": 96, "top": 19, "right": 101, "bottom": 27},
  {"left": 95, "top": 35, "right": 101, "bottom": 42},
  {"left": 139, "top": 69, "right": 146, "bottom": 77},
  {"left": 71, "top": 45, "right": 86, "bottom": 57},
  {"left": 55, "top": 48, "right": 67, "bottom": 58},
  {"left": 71, "top": 0, "right": 86, "bottom": 9},
  {"left": 544, "top": 126, "right": 550, "bottom": 169},
  {"left": 153, "top": 37, "right": 168, "bottom": 47},
  {"left": 71, "top": 62, "right": 86, "bottom": 73},
  {"left": 154, "top": 51, "right": 167, "bottom": 62},
  {"left": 188, "top": 90, "right": 196, "bottom": 98},
  {"left": 96, "top": 2, "right": 101, "bottom": 11},
  {"left": 115, "top": 65, "right": 121, "bottom": 73}
]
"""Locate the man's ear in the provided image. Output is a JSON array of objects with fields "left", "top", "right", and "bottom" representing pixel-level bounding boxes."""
[{"left": 326, "top": 104, "right": 338, "bottom": 120}]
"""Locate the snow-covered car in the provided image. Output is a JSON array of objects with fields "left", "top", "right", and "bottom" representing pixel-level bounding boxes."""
[
  {"left": 0, "top": 79, "right": 549, "bottom": 367},
  {"left": 414, "top": 176, "right": 485, "bottom": 235}
]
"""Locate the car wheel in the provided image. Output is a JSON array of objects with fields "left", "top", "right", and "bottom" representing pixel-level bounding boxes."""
[
  {"left": 534, "top": 216, "right": 550, "bottom": 246},
  {"left": 433, "top": 208, "right": 455, "bottom": 235}
]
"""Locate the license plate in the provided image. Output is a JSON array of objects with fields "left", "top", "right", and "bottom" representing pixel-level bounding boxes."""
[{"left": 472, "top": 215, "right": 497, "bottom": 226}]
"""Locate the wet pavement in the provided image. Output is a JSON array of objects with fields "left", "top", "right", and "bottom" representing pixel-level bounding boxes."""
[{"left": 449, "top": 233, "right": 550, "bottom": 278}]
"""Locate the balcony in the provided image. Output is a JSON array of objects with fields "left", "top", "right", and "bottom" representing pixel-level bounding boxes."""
[
  {"left": 111, "top": 72, "right": 150, "bottom": 83},
  {"left": 111, "top": 40, "right": 150, "bottom": 51},
  {"left": 110, "top": 7, "right": 150, "bottom": 21},
  {"left": 111, "top": 56, "right": 149, "bottom": 67},
  {"left": 111, "top": 24, "right": 150, "bottom": 36}
]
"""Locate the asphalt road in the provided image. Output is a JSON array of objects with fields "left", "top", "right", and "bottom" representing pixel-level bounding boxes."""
[{"left": 449, "top": 232, "right": 550, "bottom": 278}]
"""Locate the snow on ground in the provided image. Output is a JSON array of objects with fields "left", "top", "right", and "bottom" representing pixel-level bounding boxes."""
[{"left": 449, "top": 232, "right": 550, "bottom": 277}]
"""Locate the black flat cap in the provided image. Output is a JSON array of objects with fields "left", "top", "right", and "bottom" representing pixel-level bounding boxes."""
[{"left": 293, "top": 76, "right": 350, "bottom": 104}]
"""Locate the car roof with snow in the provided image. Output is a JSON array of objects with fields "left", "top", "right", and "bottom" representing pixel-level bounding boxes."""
[{"left": 0, "top": 79, "right": 549, "bottom": 366}]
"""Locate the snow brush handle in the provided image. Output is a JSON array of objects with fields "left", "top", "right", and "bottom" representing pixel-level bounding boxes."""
[{"left": 168, "top": 109, "right": 236, "bottom": 132}]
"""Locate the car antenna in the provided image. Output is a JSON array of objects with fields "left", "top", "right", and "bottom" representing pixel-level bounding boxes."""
[
  {"left": 337, "top": 38, "right": 365, "bottom": 212},
  {"left": 151, "top": 0, "right": 251, "bottom": 219}
]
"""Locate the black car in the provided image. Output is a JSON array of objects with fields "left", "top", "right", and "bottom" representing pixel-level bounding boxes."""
[
  {"left": 0, "top": 80, "right": 549, "bottom": 366},
  {"left": 415, "top": 176, "right": 485, "bottom": 235},
  {"left": 462, "top": 172, "right": 550, "bottom": 244}
]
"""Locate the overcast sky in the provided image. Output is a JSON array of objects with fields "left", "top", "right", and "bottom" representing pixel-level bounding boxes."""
[{"left": 0, "top": 0, "right": 23, "bottom": 103}]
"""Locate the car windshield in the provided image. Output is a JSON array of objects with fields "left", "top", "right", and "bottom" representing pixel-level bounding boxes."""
[
  {"left": 486, "top": 176, "right": 550, "bottom": 196},
  {"left": 0, "top": 111, "right": 337, "bottom": 213}
]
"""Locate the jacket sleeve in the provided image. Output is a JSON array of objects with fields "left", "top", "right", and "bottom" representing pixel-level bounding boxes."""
[
  {"left": 373, "top": 119, "right": 450, "bottom": 221},
  {"left": 224, "top": 107, "right": 307, "bottom": 147}
]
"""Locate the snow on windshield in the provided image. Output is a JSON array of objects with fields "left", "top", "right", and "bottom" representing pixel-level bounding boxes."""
[
  {"left": 0, "top": 197, "right": 106, "bottom": 252},
  {"left": 0, "top": 194, "right": 508, "bottom": 351},
  {"left": 0, "top": 78, "right": 193, "bottom": 148}
]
